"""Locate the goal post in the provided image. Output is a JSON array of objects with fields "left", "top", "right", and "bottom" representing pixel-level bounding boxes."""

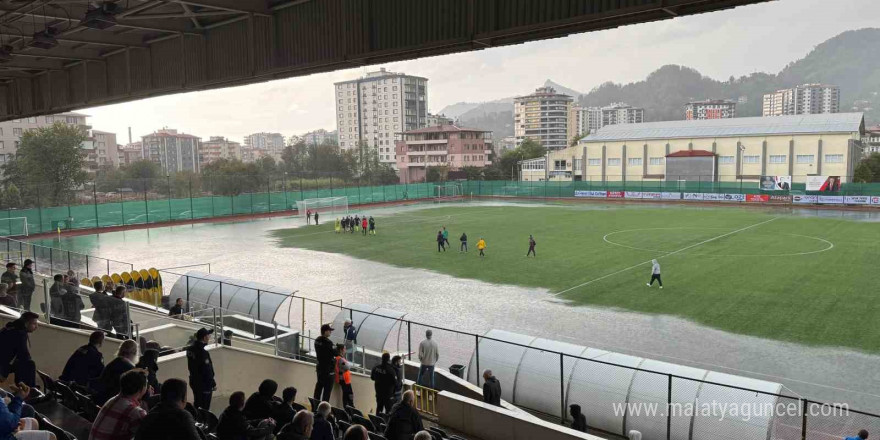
[
  {"left": 0, "top": 217, "right": 29, "bottom": 237},
  {"left": 434, "top": 183, "right": 463, "bottom": 202},
  {"left": 295, "top": 197, "right": 349, "bottom": 217}
]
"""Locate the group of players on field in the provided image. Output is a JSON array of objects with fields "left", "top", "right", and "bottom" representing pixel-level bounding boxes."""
[
  {"left": 334, "top": 215, "right": 376, "bottom": 235},
  {"left": 434, "top": 226, "right": 536, "bottom": 258}
]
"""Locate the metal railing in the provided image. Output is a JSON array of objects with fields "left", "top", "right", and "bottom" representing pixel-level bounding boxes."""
[
  {"left": 0, "top": 237, "right": 134, "bottom": 277},
  {"left": 411, "top": 383, "right": 439, "bottom": 417}
]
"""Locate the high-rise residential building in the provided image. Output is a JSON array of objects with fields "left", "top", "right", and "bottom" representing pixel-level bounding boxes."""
[
  {"left": 117, "top": 143, "right": 144, "bottom": 166},
  {"left": 200, "top": 136, "right": 242, "bottom": 166},
  {"left": 685, "top": 100, "right": 737, "bottom": 120},
  {"left": 334, "top": 68, "right": 428, "bottom": 168},
  {"left": 300, "top": 129, "right": 338, "bottom": 146},
  {"left": 569, "top": 103, "right": 644, "bottom": 139},
  {"left": 864, "top": 125, "right": 880, "bottom": 154},
  {"left": 426, "top": 113, "right": 454, "bottom": 127},
  {"left": 142, "top": 129, "right": 201, "bottom": 174},
  {"left": 601, "top": 103, "right": 644, "bottom": 127},
  {"left": 88, "top": 131, "right": 119, "bottom": 170},
  {"left": 762, "top": 84, "right": 840, "bottom": 117},
  {"left": 243, "top": 132, "right": 285, "bottom": 162},
  {"left": 514, "top": 87, "right": 573, "bottom": 151},
  {"left": 395, "top": 124, "right": 492, "bottom": 183},
  {"left": 0, "top": 112, "right": 92, "bottom": 167}
]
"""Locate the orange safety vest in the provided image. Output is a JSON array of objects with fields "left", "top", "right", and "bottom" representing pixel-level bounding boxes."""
[{"left": 335, "top": 356, "right": 351, "bottom": 385}]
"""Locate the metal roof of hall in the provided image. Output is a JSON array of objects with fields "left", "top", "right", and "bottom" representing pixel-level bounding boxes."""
[{"left": 580, "top": 113, "right": 865, "bottom": 143}]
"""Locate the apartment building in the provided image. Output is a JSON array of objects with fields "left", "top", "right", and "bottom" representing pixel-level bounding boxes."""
[
  {"left": 200, "top": 136, "right": 242, "bottom": 166},
  {"left": 570, "top": 103, "right": 645, "bottom": 140},
  {"left": 686, "top": 100, "right": 737, "bottom": 120},
  {"left": 142, "top": 129, "right": 201, "bottom": 174},
  {"left": 762, "top": 84, "right": 840, "bottom": 117},
  {"left": 395, "top": 125, "right": 492, "bottom": 183},
  {"left": 117, "top": 143, "right": 144, "bottom": 166},
  {"left": 514, "top": 87, "right": 573, "bottom": 151},
  {"left": 243, "top": 132, "right": 285, "bottom": 162}
]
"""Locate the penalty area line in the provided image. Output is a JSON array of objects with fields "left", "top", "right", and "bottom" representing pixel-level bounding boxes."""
[{"left": 552, "top": 216, "right": 780, "bottom": 297}]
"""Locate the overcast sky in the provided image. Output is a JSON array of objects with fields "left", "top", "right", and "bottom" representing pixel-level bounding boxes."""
[{"left": 81, "top": 0, "right": 877, "bottom": 144}]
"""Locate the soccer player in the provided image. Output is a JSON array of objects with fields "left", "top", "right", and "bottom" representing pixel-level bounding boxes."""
[
  {"left": 369, "top": 216, "right": 376, "bottom": 235},
  {"left": 354, "top": 215, "right": 360, "bottom": 232},
  {"left": 314, "top": 211, "right": 319, "bottom": 225},
  {"left": 477, "top": 237, "right": 486, "bottom": 257},
  {"left": 526, "top": 235, "right": 536, "bottom": 257},
  {"left": 459, "top": 232, "right": 468, "bottom": 252},
  {"left": 306, "top": 209, "right": 312, "bottom": 225},
  {"left": 335, "top": 218, "right": 341, "bottom": 234},
  {"left": 442, "top": 226, "right": 450, "bottom": 247},
  {"left": 437, "top": 231, "right": 446, "bottom": 252},
  {"left": 647, "top": 259, "right": 663, "bottom": 289},
  {"left": 342, "top": 216, "right": 348, "bottom": 232},
  {"left": 362, "top": 216, "right": 368, "bottom": 236}
]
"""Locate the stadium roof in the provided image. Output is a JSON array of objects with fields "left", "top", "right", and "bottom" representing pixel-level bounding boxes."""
[{"left": 580, "top": 113, "right": 865, "bottom": 143}]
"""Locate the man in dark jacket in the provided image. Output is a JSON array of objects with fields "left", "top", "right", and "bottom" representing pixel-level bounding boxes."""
[
  {"left": 311, "top": 402, "right": 335, "bottom": 440},
  {"left": 569, "top": 404, "right": 587, "bottom": 432},
  {"left": 60, "top": 277, "right": 85, "bottom": 326},
  {"left": 277, "top": 410, "right": 312, "bottom": 440},
  {"left": 135, "top": 378, "right": 202, "bottom": 440},
  {"left": 96, "top": 339, "right": 138, "bottom": 405},
  {"left": 0, "top": 311, "right": 38, "bottom": 387},
  {"left": 270, "top": 387, "right": 304, "bottom": 433},
  {"left": 217, "top": 391, "right": 274, "bottom": 440},
  {"left": 312, "top": 323, "right": 335, "bottom": 403},
  {"left": 1, "top": 262, "right": 18, "bottom": 294},
  {"left": 60, "top": 330, "right": 105, "bottom": 386},
  {"left": 384, "top": 390, "right": 424, "bottom": 440},
  {"left": 48, "top": 274, "right": 66, "bottom": 321},
  {"left": 90, "top": 281, "right": 112, "bottom": 331},
  {"left": 168, "top": 298, "right": 185, "bottom": 318},
  {"left": 370, "top": 352, "right": 397, "bottom": 414},
  {"left": 107, "top": 285, "right": 130, "bottom": 337},
  {"left": 391, "top": 355, "right": 404, "bottom": 403},
  {"left": 17, "top": 260, "right": 35, "bottom": 311},
  {"left": 482, "top": 369, "right": 502, "bottom": 406},
  {"left": 243, "top": 379, "right": 278, "bottom": 420},
  {"left": 187, "top": 327, "right": 216, "bottom": 410}
]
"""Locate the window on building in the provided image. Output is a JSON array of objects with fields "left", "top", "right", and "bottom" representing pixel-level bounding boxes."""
[
  {"left": 607, "top": 158, "right": 621, "bottom": 166},
  {"left": 628, "top": 158, "right": 643, "bottom": 166},
  {"left": 12, "top": 128, "right": 22, "bottom": 136},
  {"left": 743, "top": 155, "right": 760, "bottom": 164},
  {"left": 824, "top": 154, "right": 844, "bottom": 163},
  {"left": 66, "top": 116, "right": 78, "bottom": 124},
  {"left": 0, "top": 141, "right": 4, "bottom": 149},
  {"left": 27, "top": 117, "right": 36, "bottom": 123},
  {"left": 718, "top": 156, "right": 735, "bottom": 164},
  {"left": 769, "top": 155, "right": 786, "bottom": 164},
  {"left": 649, "top": 157, "right": 664, "bottom": 165},
  {"left": 45, "top": 116, "right": 53, "bottom": 123},
  {"left": 796, "top": 154, "right": 814, "bottom": 164}
]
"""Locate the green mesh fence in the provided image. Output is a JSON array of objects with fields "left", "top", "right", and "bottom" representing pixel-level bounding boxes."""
[{"left": 2, "top": 179, "right": 880, "bottom": 236}]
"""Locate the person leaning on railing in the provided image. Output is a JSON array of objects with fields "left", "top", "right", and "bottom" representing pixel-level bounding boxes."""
[
  {"left": 60, "top": 277, "right": 84, "bottom": 327},
  {"left": 47, "top": 274, "right": 66, "bottom": 324}
]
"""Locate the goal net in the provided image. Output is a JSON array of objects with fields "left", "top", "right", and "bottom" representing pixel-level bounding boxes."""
[
  {"left": 296, "top": 197, "right": 349, "bottom": 217},
  {"left": 435, "top": 183, "right": 463, "bottom": 202},
  {"left": 0, "top": 217, "right": 28, "bottom": 237}
]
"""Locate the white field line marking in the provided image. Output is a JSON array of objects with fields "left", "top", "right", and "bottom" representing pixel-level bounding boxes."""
[
  {"left": 552, "top": 216, "right": 780, "bottom": 297},
  {"left": 602, "top": 227, "right": 834, "bottom": 257}
]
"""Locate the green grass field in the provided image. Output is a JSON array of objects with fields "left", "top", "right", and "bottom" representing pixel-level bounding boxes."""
[{"left": 272, "top": 204, "right": 880, "bottom": 353}]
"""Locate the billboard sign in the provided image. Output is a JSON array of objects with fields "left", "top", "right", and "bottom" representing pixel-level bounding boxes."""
[
  {"left": 844, "top": 196, "right": 871, "bottom": 205},
  {"left": 759, "top": 176, "right": 792, "bottom": 191},
  {"left": 769, "top": 195, "right": 791, "bottom": 203},
  {"left": 642, "top": 192, "right": 663, "bottom": 200},
  {"left": 625, "top": 191, "right": 643, "bottom": 199},
  {"left": 574, "top": 190, "right": 608, "bottom": 198},
  {"left": 607, "top": 191, "right": 625, "bottom": 199},
  {"left": 746, "top": 194, "right": 770, "bottom": 203},
  {"left": 806, "top": 176, "right": 842, "bottom": 192},
  {"left": 683, "top": 193, "right": 703, "bottom": 201},
  {"left": 703, "top": 193, "right": 746, "bottom": 202},
  {"left": 792, "top": 195, "right": 818, "bottom": 204},
  {"left": 872, "top": 196, "right": 880, "bottom": 205},
  {"left": 818, "top": 195, "right": 845, "bottom": 204},
  {"left": 662, "top": 192, "right": 682, "bottom": 200}
]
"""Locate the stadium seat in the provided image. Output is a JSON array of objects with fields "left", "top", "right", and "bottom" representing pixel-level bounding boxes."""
[
  {"left": 90, "top": 276, "right": 101, "bottom": 286},
  {"left": 54, "top": 381, "right": 81, "bottom": 413},
  {"left": 198, "top": 408, "right": 219, "bottom": 434},
  {"left": 429, "top": 427, "right": 449, "bottom": 438},
  {"left": 345, "top": 405, "right": 364, "bottom": 418},
  {"left": 336, "top": 420, "right": 351, "bottom": 434},
  {"left": 368, "top": 414, "right": 387, "bottom": 432},
  {"left": 331, "top": 406, "right": 351, "bottom": 423},
  {"left": 120, "top": 271, "right": 132, "bottom": 286},
  {"left": 38, "top": 415, "right": 75, "bottom": 440},
  {"left": 75, "top": 391, "right": 100, "bottom": 422},
  {"left": 80, "top": 278, "right": 92, "bottom": 287},
  {"left": 37, "top": 370, "right": 61, "bottom": 401},
  {"left": 101, "top": 275, "right": 112, "bottom": 286},
  {"left": 427, "top": 432, "right": 443, "bottom": 440},
  {"left": 351, "top": 414, "right": 376, "bottom": 433},
  {"left": 111, "top": 273, "right": 123, "bottom": 286},
  {"left": 308, "top": 397, "right": 319, "bottom": 411},
  {"left": 368, "top": 433, "right": 387, "bottom": 440}
]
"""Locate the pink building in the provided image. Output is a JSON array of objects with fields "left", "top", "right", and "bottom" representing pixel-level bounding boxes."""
[{"left": 395, "top": 125, "right": 493, "bottom": 183}]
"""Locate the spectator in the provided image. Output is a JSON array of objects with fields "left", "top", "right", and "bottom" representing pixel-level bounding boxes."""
[
  {"left": 1, "top": 382, "right": 57, "bottom": 440},
  {"left": 186, "top": 328, "right": 216, "bottom": 411},
  {"left": 311, "top": 402, "right": 334, "bottom": 440},
  {"left": 90, "top": 281, "right": 112, "bottom": 331},
  {"left": 370, "top": 352, "right": 397, "bottom": 414},
  {"left": 1, "top": 263, "right": 17, "bottom": 295},
  {"left": 60, "top": 278, "right": 84, "bottom": 326},
  {"left": 48, "top": 274, "right": 66, "bottom": 321},
  {"left": 107, "top": 286, "right": 130, "bottom": 338},
  {"left": 482, "top": 369, "right": 501, "bottom": 406},
  {"left": 96, "top": 339, "right": 139, "bottom": 405},
  {"left": 243, "top": 379, "right": 278, "bottom": 420},
  {"left": 343, "top": 425, "right": 368, "bottom": 440},
  {"left": 569, "top": 404, "right": 587, "bottom": 432},
  {"left": 89, "top": 369, "right": 149, "bottom": 440},
  {"left": 342, "top": 319, "right": 357, "bottom": 362},
  {"left": 135, "top": 349, "right": 161, "bottom": 395},
  {"left": 223, "top": 330, "right": 234, "bottom": 346},
  {"left": 414, "top": 432, "right": 432, "bottom": 440},
  {"left": 312, "top": 324, "right": 335, "bottom": 403},
  {"left": 384, "top": 390, "right": 423, "bottom": 440},
  {"left": 60, "top": 331, "right": 105, "bottom": 387},
  {"left": 334, "top": 345, "right": 353, "bottom": 409},
  {"left": 0, "top": 312, "right": 39, "bottom": 388},
  {"left": 846, "top": 430, "right": 870, "bottom": 440},
  {"left": 270, "top": 387, "right": 304, "bottom": 433},
  {"left": 277, "top": 409, "right": 312, "bottom": 440},
  {"left": 17, "top": 260, "right": 35, "bottom": 312},
  {"left": 168, "top": 298, "right": 185, "bottom": 319},
  {"left": 217, "top": 391, "right": 274, "bottom": 440},
  {"left": 391, "top": 355, "right": 404, "bottom": 403},
  {"left": 417, "top": 330, "right": 438, "bottom": 389},
  {"left": 0, "top": 284, "right": 17, "bottom": 309},
  {"left": 134, "top": 378, "right": 201, "bottom": 440}
]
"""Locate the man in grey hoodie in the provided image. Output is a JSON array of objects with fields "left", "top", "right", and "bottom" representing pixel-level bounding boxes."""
[
  {"left": 416, "top": 330, "right": 439, "bottom": 389},
  {"left": 647, "top": 259, "right": 663, "bottom": 289}
]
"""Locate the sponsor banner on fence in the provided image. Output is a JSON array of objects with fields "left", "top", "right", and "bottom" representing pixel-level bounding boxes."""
[
  {"left": 642, "top": 192, "right": 663, "bottom": 200},
  {"left": 769, "top": 195, "right": 791, "bottom": 203},
  {"left": 818, "top": 195, "right": 845, "bottom": 204},
  {"left": 662, "top": 192, "right": 682, "bottom": 200},
  {"left": 872, "top": 196, "right": 880, "bottom": 205},
  {"left": 683, "top": 192, "right": 703, "bottom": 201},
  {"left": 792, "top": 195, "right": 818, "bottom": 204},
  {"left": 607, "top": 191, "right": 625, "bottom": 199},
  {"left": 703, "top": 193, "right": 747, "bottom": 202},
  {"left": 806, "top": 176, "right": 842, "bottom": 192},
  {"left": 760, "top": 175, "right": 792, "bottom": 191},
  {"left": 844, "top": 196, "right": 871, "bottom": 205},
  {"left": 625, "top": 191, "right": 643, "bottom": 199},
  {"left": 574, "top": 190, "right": 608, "bottom": 198},
  {"left": 746, "top": 194, "right": 770, "bottom": 203}
]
